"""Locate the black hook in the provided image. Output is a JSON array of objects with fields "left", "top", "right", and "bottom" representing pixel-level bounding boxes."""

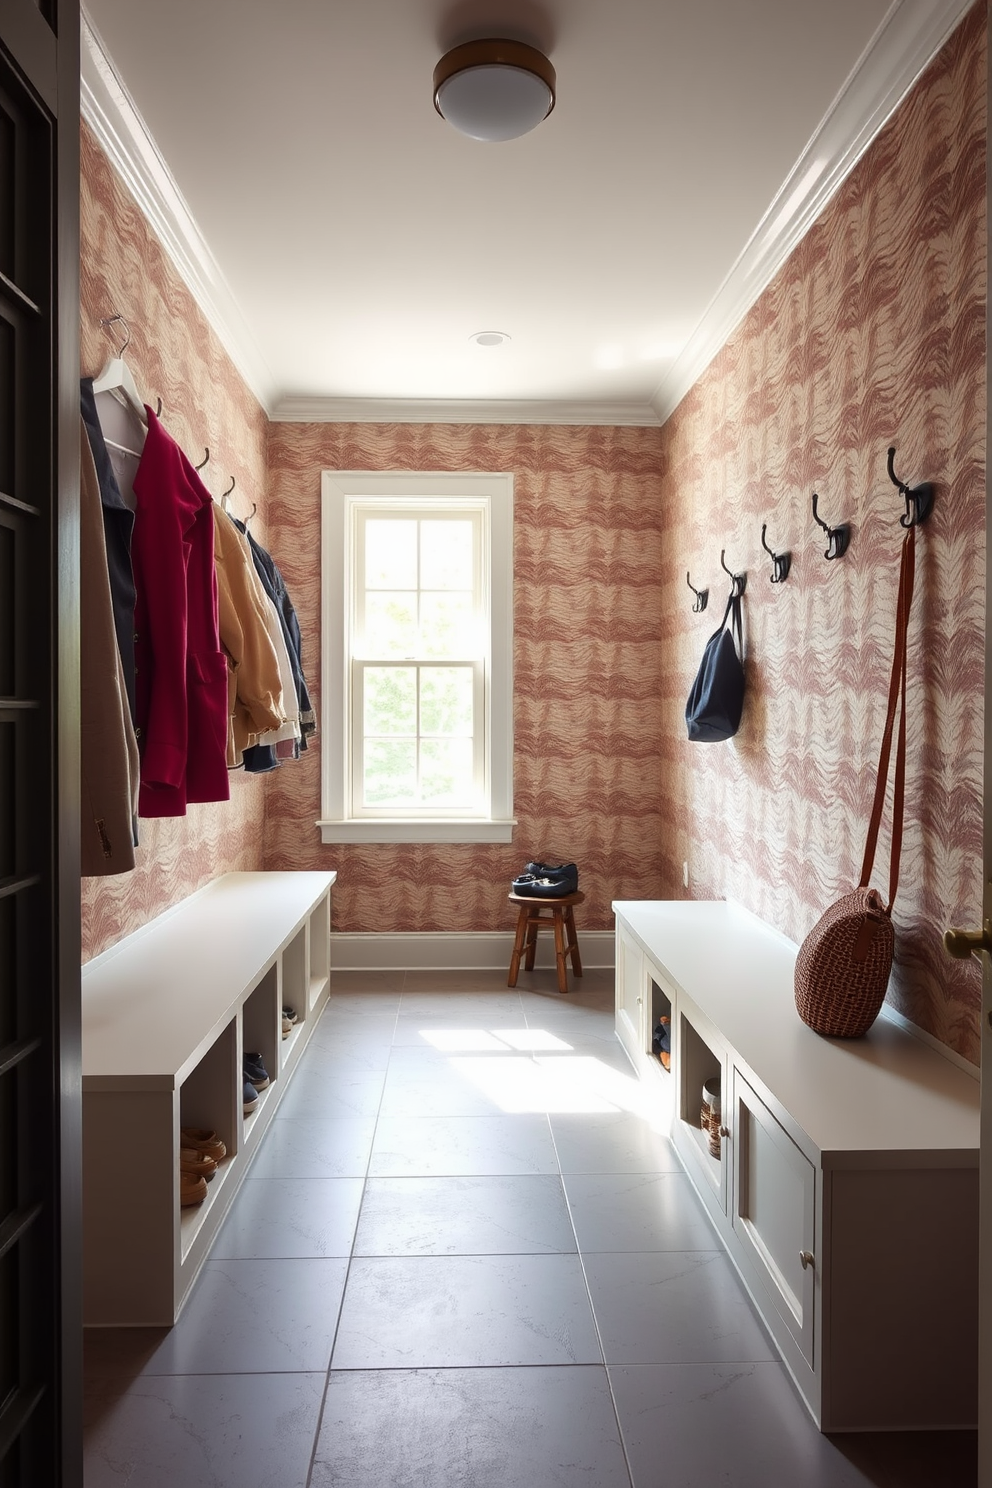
[
  {"left": 195, "top": 447, "right": 210, "bottom": 471},
  {"left": 99, "top": 312, "right": 131, "bottom": 354},
  {"left": 811, "top": 492, "right": 850, "bottom": 560},
  {"left": 719, "top": 550, "right": 747, "bottom": 598},
  {"left": 887, "top": 446, "right": 934, "bottom": 528},
  {"left": 221, "top": 475, "right": 236, "bottom": 501},
  {"left": 155, "top": 396, "right": 163, "bottom": 418},
  {"left": 686, "top": 571, "right": 708, "bottom": 614},
  {"left": 246, "top": 501, "right": 257, "bottom": 526},
  {"left": 760, "top": 524, "right": 791, "bottom": 584}
]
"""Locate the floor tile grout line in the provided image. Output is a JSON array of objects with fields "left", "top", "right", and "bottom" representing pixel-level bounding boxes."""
[
  {"left": 298, "top": 991, "right": 396, "bottom": 1488},
  {"left": 544, "top": 1096, "right": 635, "bottom": 1487},
  {"left": 545, "top": 1026, "right": 694, "bottom": 1488}
]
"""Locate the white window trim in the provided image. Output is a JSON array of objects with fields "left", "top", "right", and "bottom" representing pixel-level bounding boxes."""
[{"left": 319, "top": 470, "right": 515, "bottom": 844}]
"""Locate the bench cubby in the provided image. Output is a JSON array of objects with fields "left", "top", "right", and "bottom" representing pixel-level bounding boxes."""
[{"left": 82, "top": 870, "right": 336, "bottom": 1326}]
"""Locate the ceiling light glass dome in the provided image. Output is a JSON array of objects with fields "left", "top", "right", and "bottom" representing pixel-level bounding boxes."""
[{"left": 434, "top": 40, "right": 556, "bottom": 143}]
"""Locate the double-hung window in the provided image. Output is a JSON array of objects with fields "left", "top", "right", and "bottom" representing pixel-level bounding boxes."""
[{"left": 319, "top": 471, "right": 514, "bottom": 842}]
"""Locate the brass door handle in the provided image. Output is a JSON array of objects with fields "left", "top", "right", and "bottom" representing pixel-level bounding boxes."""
[
  {"left": 799, "top": 1250, "right": 815, "bottom": 1271},
  {"left": 943, "top": 921, "right": 992, "bottom": 961}
]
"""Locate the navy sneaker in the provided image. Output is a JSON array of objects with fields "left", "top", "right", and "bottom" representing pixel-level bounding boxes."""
[
  {"left": 243, "top": 1052, "right": 270, "bottom": 1090},
  {"left": 243, "top": 1078, "right": 259, "bottom": 1115}
]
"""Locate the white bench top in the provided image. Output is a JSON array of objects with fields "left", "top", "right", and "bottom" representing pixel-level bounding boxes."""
[
  {"left": 613, "top": 899, "right": 979, "bottom": 1164},
  {"left": 82, "top": 871, "right": 335, "bottom": 1089}
]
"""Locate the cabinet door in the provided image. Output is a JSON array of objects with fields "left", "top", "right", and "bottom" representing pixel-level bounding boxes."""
[
  {"left": 731, "top": 1071, "right": 816, "bottom": 1368},
  {"left": 615, "top": 922, "right": 646, "bottom": 1063}
]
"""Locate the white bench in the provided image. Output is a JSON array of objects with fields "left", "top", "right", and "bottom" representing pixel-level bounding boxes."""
[
  {"left": 614, "top": 897, "right": 979, "bottom": 1432},
  {"left": 82, "top": 870, "right": 335, "bottom": 1326}
]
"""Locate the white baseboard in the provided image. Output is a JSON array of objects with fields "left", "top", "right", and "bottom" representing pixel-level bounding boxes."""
[{"left": 330, "top": 930, "right": 616, "bottom": 972}]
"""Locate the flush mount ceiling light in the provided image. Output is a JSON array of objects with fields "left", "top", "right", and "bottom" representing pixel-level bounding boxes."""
[
  {"left": 433, "top": 39, "right": 556, "bottom": 142},
  {"left": 470, "top": 330, "right": 511, "bottom": 346}
]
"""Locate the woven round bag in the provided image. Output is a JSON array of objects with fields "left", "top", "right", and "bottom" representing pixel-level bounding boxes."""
[
  {"left": 795, "top": 523, "right": 915, "bottom": 1041},
  {"left": 793, "top": 887, "right": 894, "bottom": 1039}
]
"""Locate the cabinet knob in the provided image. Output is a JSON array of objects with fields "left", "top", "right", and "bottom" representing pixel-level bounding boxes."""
[
  {"left": 636, "top": 996, "right": 642, "bottom": 1005},
  {"left": 799, "top": 1250, "right": 815, "bottom": 1271},
  {"left": 719, "top": 1126, "right": 730, "bottom": 1138}
]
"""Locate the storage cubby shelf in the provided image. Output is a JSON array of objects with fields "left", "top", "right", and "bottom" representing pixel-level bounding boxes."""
[
  {"left": 82, "top": 870, "right": 335, "bottom": 1327},
  {"left": 613, "top": 898, "right": 979, "bottom": 1433}
]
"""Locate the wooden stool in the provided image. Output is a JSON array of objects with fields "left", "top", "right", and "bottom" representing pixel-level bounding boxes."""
[{"left": 507, "top": 890, "right": 585, "bottom": 995}]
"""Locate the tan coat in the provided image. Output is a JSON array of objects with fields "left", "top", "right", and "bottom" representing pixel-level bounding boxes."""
[
  {"left": 212, "top": 504, "right": 285, "bottom": 765},
  {"left": 80, "top": 422, "right": 140, "bottom": 875}
]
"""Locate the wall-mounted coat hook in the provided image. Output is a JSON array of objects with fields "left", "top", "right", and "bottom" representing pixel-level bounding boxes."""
[
  {"left": 887, "top": 446, "right": 934, "bottom": 529},
  {"left": 220, "top": 475, "right": 236, "bottom": 509},
  {"left": 99, "top": 312, "right": 130, "bottom": 354},
  {"left": 245, "top": 501, "right": 257, "bottom": 527},
  {"left": 760, "top": 524, "right": 791, "bottom": 584},
  {"left": 155, "top": 396, "right": 163, "bottom": 418},
  {"left": 811, "top": 491, "right": 850, "bottom": 560},
  {"left": 719, "top": 549, "right": 747, "bottom": 598},
  {"left": 686, "top": 571, "right": 709, "bottom": 613},
  {"left": 195, "top": 447, "right": 210, "bottom": 471}
]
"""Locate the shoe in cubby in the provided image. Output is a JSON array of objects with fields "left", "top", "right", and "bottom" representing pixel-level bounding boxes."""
[{"left": 243, "top": 1052, "right": 270, "bottom": 1090}]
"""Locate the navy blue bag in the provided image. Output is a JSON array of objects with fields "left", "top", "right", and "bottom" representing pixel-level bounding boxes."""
[{"left": 685, "top": 592, "right": 745, "bottom": 742}]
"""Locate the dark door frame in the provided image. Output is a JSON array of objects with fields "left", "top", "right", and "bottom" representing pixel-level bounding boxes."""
[{"left": 0, "top": 1, "right": 81, "bottom": 1482}]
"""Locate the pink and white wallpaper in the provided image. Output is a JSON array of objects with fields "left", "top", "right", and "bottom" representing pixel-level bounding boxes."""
[
  {"left": 79, "top": 122, "right": 270, "bottom": 962},
  {"left": 79, "top": 2, "right": 986, "bottom": 1062},
  {"left": 264, "top": 423, "right": 669, "bottom": 939},
  {"left": 658, "top": 3, "right": 986, "bottom": 1061}
]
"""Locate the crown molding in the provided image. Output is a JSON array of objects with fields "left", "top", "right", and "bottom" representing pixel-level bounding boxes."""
[
  {"left": 80, "top": 8, "right": 278, "bottom": 413},
  {"left": 650, "top": 0, "right": 977, "bottom": 425},
  {"left": 80, "top": 0, "right": 972, "bottom": 432},
  {"left": 270, "top": 395, "right": 661, "bottom": 425}
]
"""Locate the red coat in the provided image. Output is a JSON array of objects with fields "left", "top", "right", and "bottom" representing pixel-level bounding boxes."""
[{"left": 131, "top": 409, "right": 230, "bottom": 816}]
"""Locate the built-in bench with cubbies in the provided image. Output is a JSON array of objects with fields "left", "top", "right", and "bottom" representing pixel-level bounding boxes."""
[
  {"left": 81, "top": 870, "right": 335, "bottom": 1326},
  {"left": 614, "top": 898, "right": 980, "bottom": 1433}
]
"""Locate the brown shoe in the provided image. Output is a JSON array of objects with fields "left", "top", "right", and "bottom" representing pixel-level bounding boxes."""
[
  {"left": 180, "top": 1171, "right": 207, "bottom": 1207},
  {"left": 180, "top": 1128, "right": 227, "bottom": 1163},
  {"left": 180, "top": 1148, "right": 218, "bottom": 1181}
]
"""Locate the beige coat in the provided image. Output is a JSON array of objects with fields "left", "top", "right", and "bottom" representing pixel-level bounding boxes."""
[
  {"left": 212, "top": 504, "right": 285, "bottom": 765},
  {"left": 80, "top": 423, "right": 140, "bottom": 876}
]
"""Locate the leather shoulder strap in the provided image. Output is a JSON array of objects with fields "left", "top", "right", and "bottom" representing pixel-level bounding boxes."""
[{"left": 859, "top": 524, "right": 916, "bottom": 905}]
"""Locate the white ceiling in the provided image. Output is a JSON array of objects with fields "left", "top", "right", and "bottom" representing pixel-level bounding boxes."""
[{"left": 80, "top": 0, "right": 975, "bottom": 423}]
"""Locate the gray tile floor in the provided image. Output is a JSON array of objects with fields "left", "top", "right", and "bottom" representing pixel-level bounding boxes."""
[{"left": 84, "top": 970, "right": 977, "bottom": 1487}]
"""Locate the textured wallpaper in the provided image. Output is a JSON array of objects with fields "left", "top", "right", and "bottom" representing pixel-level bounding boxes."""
[
  {"left": 265, "top": 423, "right": 668, "bottom": 938},
  {"left": 658, "top": 5, "right": 986, "bottom": 1062},
  {"left": 79, "top": 122, "right": 270, "bottom": 962},
  {"left": 79, "top": 1, "right": 986, "bottom": 1065}
]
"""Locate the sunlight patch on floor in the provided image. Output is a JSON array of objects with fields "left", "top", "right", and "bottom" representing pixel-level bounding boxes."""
[
  {"left": 418, "top": 1030, "right": 512, "bottom": 1052},
  {"left": 533, "top": 1055, "right": 663, "bottom": 1126},
  {"left": 417, "top": 1028, "right": 573, "bottom": 1053},
  {"left": 450, "top": 1056, "right": 617, "bottom": 1113},
  {"left": 414, "top": 1025, "right": 660, "bottom": 1120}
]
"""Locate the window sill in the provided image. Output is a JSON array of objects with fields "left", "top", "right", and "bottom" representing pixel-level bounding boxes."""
[{"left": 318, "top": 819, "right": 517, "bottom": 845}]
